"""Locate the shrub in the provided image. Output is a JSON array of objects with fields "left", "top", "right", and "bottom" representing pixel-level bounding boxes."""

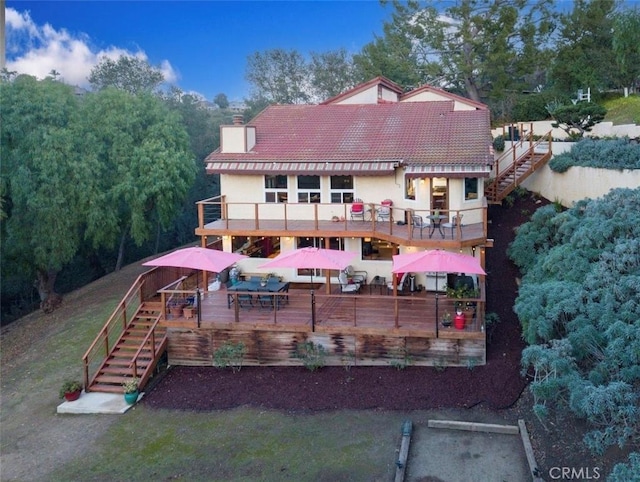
[
  {"left": 549, "top": 138, "right": 640, "bottom": 173},
  {"left": 213, "top": 341, "right": 246, "bottom": 372},
  {"left": 294, "top": 341, "right": 326, "bottom": 371},
  {"left": 492, "top": 135, "right": 505, "bottom": 152},
  {"left": 389, "top": 347, "right": 412, "bottom": 370}
]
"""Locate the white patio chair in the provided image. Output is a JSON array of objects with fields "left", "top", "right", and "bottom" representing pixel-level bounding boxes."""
[{"left": 338, "top": 272, "right": 360, "bottom": 293}]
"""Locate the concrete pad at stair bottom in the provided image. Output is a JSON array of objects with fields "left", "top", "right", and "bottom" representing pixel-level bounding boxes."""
[{"left": 56, "top": 391, "right": 144, "bottom": 414}]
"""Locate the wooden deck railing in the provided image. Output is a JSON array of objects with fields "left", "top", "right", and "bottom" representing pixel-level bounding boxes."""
[{"left": 196, "top": 196, "right": 488, "bottom": 243}]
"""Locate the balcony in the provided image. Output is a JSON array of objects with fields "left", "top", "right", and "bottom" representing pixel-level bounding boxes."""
[{"left": 196, "top": 197, "right": 488, "bottom": 248}]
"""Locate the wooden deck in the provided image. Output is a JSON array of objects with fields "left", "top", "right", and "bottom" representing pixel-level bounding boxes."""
[
  {"left": 161, "top": 284, "right": 486, "bottom": 367},
  {"left": 197, "top": 218, "right": 486, "bottom": 249}
]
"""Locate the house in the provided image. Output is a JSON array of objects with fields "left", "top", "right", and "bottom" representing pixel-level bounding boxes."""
[
  {"left": 200, "top": 76, "right": 493, "bottom": 285},
  {"left": 86, "top": 77, "right": 549, "bottom": 392}
]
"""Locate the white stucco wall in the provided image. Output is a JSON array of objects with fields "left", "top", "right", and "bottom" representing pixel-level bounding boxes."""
[
  {"left": 492, "top": 120, "right": 640, "bottom": 140},
  {"left": 402, "top": 91, "right": 476, "bottom": 111},
  {"left": 522, "top": 165, "right": 640, "bottom": 207},
  {"left": 220, "top": 172, "right": 483, "bottom": 223}
]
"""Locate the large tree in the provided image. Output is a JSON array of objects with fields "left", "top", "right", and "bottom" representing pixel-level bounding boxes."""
[
  {"left": 245, "top": 49, "right": 310, "bottom": 104},
  {"left": 80, "top": 88, "right": 196, "bottom": 270},
  {"left": 550, "top": 0, "right": 617, "bottom": 94},
  {"left": 88, "top": 55, "right": 165, "bottom": 94},
  {"left": 0, "top": 75, "right": 90, "bottom": 311},
  {"left": 309, "top": 49, "right": 359, "bottom": 100},
  {"left": 612, "top": 7, "right": 640, "bottom": 95},
  {"left": 368, "top": 0, "right": 555, "bottom": 103}
]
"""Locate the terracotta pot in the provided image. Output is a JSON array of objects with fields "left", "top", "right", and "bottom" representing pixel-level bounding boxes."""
[
  {"left": 183, "top": 307, "right": 196, "bottom": 319},
  {"left": 64, "top": 390, "right": 81, "bottom": 402}
]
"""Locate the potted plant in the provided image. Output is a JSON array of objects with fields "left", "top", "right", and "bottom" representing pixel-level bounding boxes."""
[
  {"left": 59, "top": 379, "right": 82, "bottom": 402},
  {"left": 441, "top": 311, "right": 452, "bottom": 327},
  {"left": 182, "top": 303, "right": 196, "bottom": 319},
  {"left": 169, "top": 299, "right": 185, "bottom": 317},
  {"left": 122, "top": 377, "right": 140, "bottom": 405}
]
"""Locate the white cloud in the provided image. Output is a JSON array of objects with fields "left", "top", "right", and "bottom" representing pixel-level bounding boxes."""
[{"left": 5, "top": 8, "right": 178, "bottom": 88}]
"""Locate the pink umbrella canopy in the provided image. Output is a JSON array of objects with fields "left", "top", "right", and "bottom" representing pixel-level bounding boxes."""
[
  {"left": 392, "top": 250, "right": 486, "bottom": 275},
  {"left": 142, "top": 247, "right": 247, "bottom": 273},
  {"left": 260, "top": 247, "right": 358, "bottom": 272}
]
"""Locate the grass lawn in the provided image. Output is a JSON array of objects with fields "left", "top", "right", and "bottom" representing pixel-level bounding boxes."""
[{"left": 603, "top": 94, "right": 640, "bottom": 125}]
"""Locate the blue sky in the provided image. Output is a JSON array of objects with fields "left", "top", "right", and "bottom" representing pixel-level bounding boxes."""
[{"left": 5, "top": 1, "right": 392, "bottom": 101}]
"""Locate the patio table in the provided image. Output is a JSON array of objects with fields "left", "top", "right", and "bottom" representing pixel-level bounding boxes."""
[
  {"left": 227, "top": 281, "right": 288, "bottom": 308},
  {"left": 427, "top": 215, "right": 447, "bottom": 238}
]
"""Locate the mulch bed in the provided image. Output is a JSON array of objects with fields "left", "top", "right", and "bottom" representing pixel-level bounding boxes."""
[{"left": 143, "top": 194, "right": 546, "bottom": 412}]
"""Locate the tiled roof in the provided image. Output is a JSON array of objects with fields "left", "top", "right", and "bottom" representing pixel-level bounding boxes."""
[{"left": 205, "top": 100, "right": 492, "bottom": 169}]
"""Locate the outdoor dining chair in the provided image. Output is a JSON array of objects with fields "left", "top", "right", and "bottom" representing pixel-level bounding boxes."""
[
  {"left": 442, "top": 214, "right": 464, "bottom": 239},
  {"left": 238, "top": 293, "right": 254, "bottom": 309},
  {"left": 376, "top": 200, "right": 393, "bottom": 222},
  {"left": 411, "top": 214, "right": 428, "bottom": 238},
  {"left": 257, "top": 290, "right": 275, "bottom": 311},
  {"left": 350, "top": 199, "right": 366, "bottom": 221}
]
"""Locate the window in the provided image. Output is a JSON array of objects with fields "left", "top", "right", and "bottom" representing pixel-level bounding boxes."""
[
  {"left": 297, "top": 175, "right": 321, "bottom": 203},
  {"left": 405, "top": 177, "right": 417, "bottom": 200},
  {"left": 265, "top": 175, "right": 288, "bottom": 203},
  {"left": 330, "top": 175, "right": 354, "bottom": 203},
  {"left": 362, "top": 238, "right": 398, "bottom": 261},
  {"left": 232, "top": 236, "right": 281, "bottom": 258},
  {"left": 464, "top": 178, "right": 479, "bottom": 201}
]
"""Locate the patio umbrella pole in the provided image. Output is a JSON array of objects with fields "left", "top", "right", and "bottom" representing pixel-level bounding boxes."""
[
  {"left": 435, "top": 275, "right": 439, "bottom": 338},
  {"left": 196, "top": 289, "right": 201, "bottom": 328},
  {"left": 311, "top": 273, "right": 315, "bottom": 332}
]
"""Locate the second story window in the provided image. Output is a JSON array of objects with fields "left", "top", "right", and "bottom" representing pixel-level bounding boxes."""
[
  {"left": 464, "top": 178, "right": 479, "bottom": 201},
  {"left": 297, "top": 175, "right": 321, "bottom": 203},
  {"left": 265, "top": 175, "right": 288, "bottom": 203},
  {"left": 330, "top": 175, "right": 354, "bottom": 203}
]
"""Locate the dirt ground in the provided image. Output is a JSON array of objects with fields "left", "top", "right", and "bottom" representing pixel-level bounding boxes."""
[{"left": 0, "top": 192, "right": 629, "bottom": 480}]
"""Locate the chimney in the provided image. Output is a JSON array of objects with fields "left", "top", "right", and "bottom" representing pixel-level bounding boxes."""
[{"left": 232, "top": 114, "right": 244, "bottom": 125}]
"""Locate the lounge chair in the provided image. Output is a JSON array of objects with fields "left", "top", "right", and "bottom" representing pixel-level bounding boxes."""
[{"left": 338, "top": 272, "right": 360, "bottom": 293}]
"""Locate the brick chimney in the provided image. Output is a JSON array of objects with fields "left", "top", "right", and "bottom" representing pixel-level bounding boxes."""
[{"left": 232, "top": 114, "right": 243, "bottom": 125}]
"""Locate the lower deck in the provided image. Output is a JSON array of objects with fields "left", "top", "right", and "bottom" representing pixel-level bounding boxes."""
[{"left": 161, "top": 283, "right": 486, "bottom": 367}]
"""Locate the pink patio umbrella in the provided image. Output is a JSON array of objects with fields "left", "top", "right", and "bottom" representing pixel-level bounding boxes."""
[
  {"left": 392, "top": 250, "right": 486, "bottom": 335},
  {"left": 143, "top": 247, "right": 247, "bottom": 327},
  {"left": 143, "top": 247, "right": 247, "bottom": 274},
  {"left": 260, "top": 247, "right": 358, "bottom": 289}
]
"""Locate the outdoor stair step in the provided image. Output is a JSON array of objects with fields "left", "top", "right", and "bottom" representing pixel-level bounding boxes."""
[
  {"left": 101, "top": 364, "right": 149, "bottom": 374},
  {"left": 88, "top": 383, "right": 125, "bottom": 394},
  {"left": 94, "top": 374, "right": 135, "bottom": 384}
]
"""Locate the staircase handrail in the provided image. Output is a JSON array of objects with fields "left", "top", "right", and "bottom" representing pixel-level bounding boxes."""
[
  {"left": 128, "top": 314, "right": 165, "bottom": 388},
  {"left": 82, "top": 266, "right": 184, "bottom": 389}
]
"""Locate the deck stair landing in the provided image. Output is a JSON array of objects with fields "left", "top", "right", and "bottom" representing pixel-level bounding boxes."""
[
  {"left": 486, "top": 132, "right": 552, "bottom": 204},
  {"left": 88, "top": 301, "right": 167, "bottom": 394}
]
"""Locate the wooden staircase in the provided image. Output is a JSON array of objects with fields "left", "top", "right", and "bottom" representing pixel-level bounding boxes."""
[
  {"left": 486, "top": 131, "right": 553, "bottom": 204},
  {"left": 87, "top": 302, "right": 167, "bottom": 393}
]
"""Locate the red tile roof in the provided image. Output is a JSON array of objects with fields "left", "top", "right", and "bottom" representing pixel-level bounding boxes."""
[{"left": 205, "top": 100, "right": 493, "bottom": 171}]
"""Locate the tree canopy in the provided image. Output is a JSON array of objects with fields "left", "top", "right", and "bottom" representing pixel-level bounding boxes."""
[
  {"left": 0, "top": 76, "right": 89, "bottom": 311},
  {"left": 1, "top": 75, "right": 196, "bottom": 313},
  {"left": 88, "top": 55, "right": 165, "bottom": 94}
]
